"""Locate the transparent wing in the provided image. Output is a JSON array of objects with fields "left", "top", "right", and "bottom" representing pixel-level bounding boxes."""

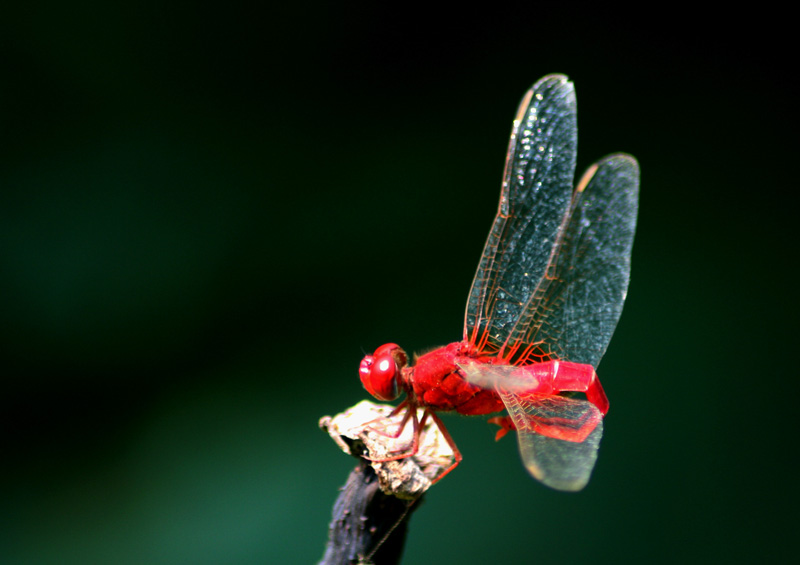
[
  {"left": 503, "top": 154, "right": 640, "bottom": 367},
  {"left": 498, "top": 389, "right": 603, "bottom": 492},
  {"left": 459, "top": 359, "right": 601, "bottom": 441},
  {"left": 464, "top": 75, "right": 577, "bottom": 357},
  {"left": 458, "top": 360, "right": 603, "bottom": 491},
  {"left": 456, "top": 361, "right": 537, "bottom": 393}
]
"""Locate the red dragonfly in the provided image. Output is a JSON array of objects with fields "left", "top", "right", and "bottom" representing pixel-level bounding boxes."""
[{"left": 358, "top": 74, "right": 639, "bottom": 491}]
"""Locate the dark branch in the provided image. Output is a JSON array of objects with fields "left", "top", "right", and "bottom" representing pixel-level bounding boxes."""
[
  {"left": 318, "top": 460, "right": 420, "bottom": 565},
  {"left": 319, "top": 401, "right": 454, "bottom": 564}
]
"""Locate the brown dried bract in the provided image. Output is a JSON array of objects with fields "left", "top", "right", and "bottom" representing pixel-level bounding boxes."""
[{"left": 320, "top": 400, "right": 455, "bottom": 499}]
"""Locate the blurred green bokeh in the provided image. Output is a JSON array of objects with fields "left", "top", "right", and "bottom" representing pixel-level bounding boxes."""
[{"left": 1, "top": 4, "right": 795, "bottom": 564}]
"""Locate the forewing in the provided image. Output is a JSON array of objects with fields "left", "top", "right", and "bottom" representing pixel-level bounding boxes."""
[
  {"left": 504, "top": 154, "right": 640, "bottom": 367},
  {"left": 465, "top": 75, "right": 577, "bottom": 356},
  {"left": 498, "top": 389, "right": 603, "bottom": 491}
]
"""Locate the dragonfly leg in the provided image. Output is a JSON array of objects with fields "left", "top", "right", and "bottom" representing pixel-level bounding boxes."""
[
  {"left": 363, "top": 403, "right": 422, "bottom": 463},
  {"left": 364, "top": 409, "right": 462, "bottom": 484},
  {"left": 363, "top": 400, "right": 413, "bottom": 440},
  {"left": 487, "top": 415, "right": 516, "bottom": 440},
  {"left": 426, "top": 411, "right": 462, "bottom": 484}
]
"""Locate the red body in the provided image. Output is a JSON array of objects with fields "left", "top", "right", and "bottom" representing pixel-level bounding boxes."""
[
  {"left": 358, "top": 338, "right": 609, "bottom": 481},
  {"left": 402, "top": 342, "right": 505, "bottom": 415},
  {"left": 401, "top": 341, "right": 607, "bottom": 417}
]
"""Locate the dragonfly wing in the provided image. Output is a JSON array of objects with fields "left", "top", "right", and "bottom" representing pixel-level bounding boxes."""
[
  {"left": 498, "top": 389, "right": 603, "bottom": 491},
  {"left": 465, "top": 75, "right": 577, "bottom": 356},
  {"left": 505, "top": 154, "right": 640, "bottom": 367},
  {"left": 457, "top": 360, "right": 537, "bottom": 393}
]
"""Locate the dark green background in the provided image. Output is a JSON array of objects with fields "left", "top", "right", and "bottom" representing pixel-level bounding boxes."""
[{"left": 1, "top": 4, "right": 796, "bottom": 564}]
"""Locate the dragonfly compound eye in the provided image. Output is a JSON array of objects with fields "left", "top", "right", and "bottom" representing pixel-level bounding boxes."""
[{"left": 359, "top": 344, "right": 406, "bottom": 401}]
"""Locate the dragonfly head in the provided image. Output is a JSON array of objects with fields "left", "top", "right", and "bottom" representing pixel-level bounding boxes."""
[{"left": 359, "top": 343, "right": 408, "bottom": 401}]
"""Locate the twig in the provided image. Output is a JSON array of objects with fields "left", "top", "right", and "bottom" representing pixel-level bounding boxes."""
[
  {"left": 318, "top": 460, "right": 418, "bottom": 565},
  {"left": 319, "top": 401, "right": 455, "bottom": 564}
]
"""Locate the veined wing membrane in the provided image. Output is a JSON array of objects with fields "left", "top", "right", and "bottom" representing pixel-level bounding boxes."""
[
  {"left": 459, "top": 359, "right": 602, "bottom": 442},
  {"left": 504, "top": 154, "right": 640, "bottom": 367},
  {"left": 498, "top": 389, "right": 603, "bottom": 491},
  {"left": 456, "top": 360, "right": 539, "bottom": 392},
  {"left": 465, "top": 75, "right": 577, "bottom": 357}
]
